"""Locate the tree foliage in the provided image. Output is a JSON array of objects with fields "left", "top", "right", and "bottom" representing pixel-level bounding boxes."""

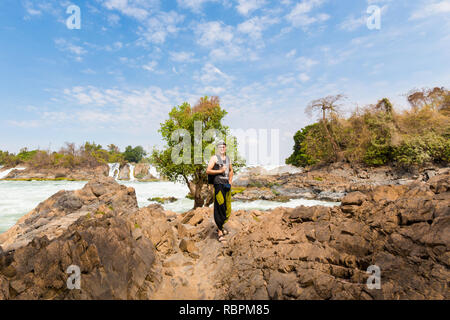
[
  {"left": 123, "top": 146, "right": 146, "bottom": 163},
  {"left": 0, "top": 142, "right": 146, "bottom": 168}
]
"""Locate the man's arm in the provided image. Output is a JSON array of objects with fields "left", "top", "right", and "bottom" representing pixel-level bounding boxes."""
[
  {"left": 206, "top": 156, "right": 226, "bottom": 175},
  {"left": 229, "top": 162, "right": 233, "bottom": 186}
]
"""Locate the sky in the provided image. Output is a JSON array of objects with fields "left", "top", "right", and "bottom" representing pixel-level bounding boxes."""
[{"left": 0, "top": 0, "right": 449, "bottom": 165}]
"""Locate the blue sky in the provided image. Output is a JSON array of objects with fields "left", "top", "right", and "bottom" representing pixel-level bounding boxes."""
[{"left": 0, "top": 0, "right": 449, "bottom": 165}]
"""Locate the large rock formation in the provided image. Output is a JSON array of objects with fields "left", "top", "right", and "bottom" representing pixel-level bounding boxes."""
[
  {"left": 0, "top": 172, "right": 448, "bottom": 300},
  {"left": 0, "top": 177, "right": 160, "bottom": 299},
  {"left": 219, "top": 172, "right": 450, "bottom": 299}
]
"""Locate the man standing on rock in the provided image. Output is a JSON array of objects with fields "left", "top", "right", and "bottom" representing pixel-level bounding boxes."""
[{"left": 206, "top": 141, "right": 233, "bottom": 244}]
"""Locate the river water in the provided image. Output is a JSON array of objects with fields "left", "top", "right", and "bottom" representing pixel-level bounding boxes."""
[{"left": 0, "top": 180, "right": 338, "bottom": 234}]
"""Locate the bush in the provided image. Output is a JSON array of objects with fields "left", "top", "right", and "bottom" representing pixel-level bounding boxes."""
[
  {"left": 393, "top": 133, "right": 450, "bottom": 166},
  {"left": 286, "top": 124, "right": 318, "bottom": 167}
]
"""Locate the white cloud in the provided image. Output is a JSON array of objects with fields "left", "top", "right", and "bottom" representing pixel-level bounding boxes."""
[
  {"left": 100, "top": 0, "right": 184, "bottom": 45},
  {"left": 169, "top": 51, "right": 195, "bottom": 63},
  {"left": 339, "top": 15, "right": 366, "bottom": 31},
  {"left": 286, "top": 49, "right": 297, "bottom": 58},
  {"left": 177, "top": 0, "right": 217, "bottom": 13},
  {"left": 237, "top": 16, "right": 279, "bottom": 39},
  {"left": 54, "top": 38, "right": 87, "bottom": 61},
  {"left": 137, "top": 11, "right": 185, "bottom": 45},
  {"left": 142, "top": 60, "right": 158, "bottom": 72},
  {"left": 194, "top": 63, "right": 234, "bottom": 85},
  {"left": 59, "top": 85, "right": 190, "bottom": 127},
  {"left": 236, "top": 0, "right": 267, "bottom": 16},
  {"left": 410, "top": 1, "right": 450, "bottom": 20},
  {"left": 194, "top": 20, "right": 265, "bottom": 61},
  {"left": 296, "top": 56, "right": 318, "bottom": 70},
  {"left": 195, "top": 21, "right": 234, "bottom": 47},
  {"left": 299, "top": 73, "right": 310, "bottom": 82},
  {"left": 102, "top": 0, "right": 158, "bottom": 20},
  {"left": 286, "top": 0, "right": 329, "bottom": 28}
]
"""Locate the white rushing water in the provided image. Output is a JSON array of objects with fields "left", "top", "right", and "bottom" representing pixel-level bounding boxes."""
[
  {"left": 0, "top": 167, "right": 26, "bottom": 179},
  {"left": 108, "top": 163, "right": 120, "bottom": 179},
  {"left": 148, "top": 166, "right": 160, "bottom": 179},
  {"left": 129, "top": 164, "right": 136, "bottom": 181}
]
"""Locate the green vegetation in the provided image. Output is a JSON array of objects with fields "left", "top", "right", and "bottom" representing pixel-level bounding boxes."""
[
  {"left": 1, "top": 178, "right": 78, "bottom": 181},
  {"left": 0, "top": 142, "right": 147, "bottom": 169},
  {"left": 285, "top": 124, "right": 319, "bottom": 167},
  {"left": 231, "top": 186, "right": 246, "bottom": 196},
  {"left": 123, "top": 146, "right": 146, "bottom": 163},
  {"left": 151, "top": 96, "right": 246, "bottom": 209},
  {"left": 287, "top": 87, "right": 450, "bottom": 169},
  {"left": 247, "top": 181, "right": 264, "bottom": 188},
  {"left": 135, "top": 173, "right": 145, "bottom": 179},
  {"left": 148, "top": 197, "right": 177, "bottom": 204}
]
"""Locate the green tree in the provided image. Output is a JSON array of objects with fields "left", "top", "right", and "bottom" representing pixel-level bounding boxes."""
[
  {"left": 123, "top": 146, "right": 147, "bottom": 163},
  {"left": 151, "top": 96, "right": 246, "bottom": 209},
  {"left": 286, "top": 124, "right": 317, "bottom": 167}
]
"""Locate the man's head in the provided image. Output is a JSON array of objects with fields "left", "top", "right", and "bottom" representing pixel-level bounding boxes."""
[{"left": 217, "top": 141, "right": 226, "bottom": 155}]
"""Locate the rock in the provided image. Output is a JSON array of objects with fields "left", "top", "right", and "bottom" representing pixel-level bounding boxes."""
[
  {"left": 179, "top": 239, "right": 196, "bottom": 253},
  {"left": 0, "top": 177, "right": 138, "bottom": 252},
  {"left": 371, "top": 185, "right": 407, "bottom": 202},
  {"left": 134, "top": 163, "right": 157, "bottom": 180},
  {"left": 128, "top": 205, "right": 177, "bottom": 255},
  {"left": 0, "top": 177, "right": 170, "bottom": 300},
  {"left": 429, "top": 173, "right": 450, "bottom": 194},
  {"left": 2, "top": 165, "right": 109, "bottom": 181},
  {"left": 118, "top": 164, "right": 130, "bottom": 180},
  {"left": 220, "top": 174, "right": 449, "bottom": 300},
  {"left": 342, "top": 192, "right": 367, "bottom": 206},
  {"left": 0, "top": 179, "right": 160, "bottom": 300}
]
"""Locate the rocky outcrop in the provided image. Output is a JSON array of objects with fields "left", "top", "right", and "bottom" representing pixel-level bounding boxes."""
[
  {"left": 0, "top": 177, "right": 161, "bottom": 299},
  {"left": 0, "top": 172, "right": 448, "bottom": 300},
  {"left": 2, "top": 165, "right": 108, "bottom": 181},
  {"left": 118, "top": 164, "right": 131, "bottom": 181},
  {"left": 233, "top": 163, "right": 450, "bottom": 202},
  {"left": 219, "top": 173, "right": 449, "bottom": 300},
  {"left": 134, "top": 163, "right": 157, "bottom": 181}
]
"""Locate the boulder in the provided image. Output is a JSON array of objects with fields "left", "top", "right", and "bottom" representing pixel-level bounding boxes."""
[
  {"left": 118, "top": 165, "right": 131, "bottom": 180},
  {"left": 342, "top": 192, "right": 367, "bottom": 206}
]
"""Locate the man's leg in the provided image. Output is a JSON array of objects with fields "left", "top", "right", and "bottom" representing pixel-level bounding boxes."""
[
  {"left": 224, "top": 188, "right": 232, "bottom": 224},
  {"left": 213, "top": 184, "right": 227, "bottom": 232}
]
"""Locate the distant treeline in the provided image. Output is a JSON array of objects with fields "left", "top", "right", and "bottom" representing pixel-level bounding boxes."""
[
  {"left": 287, "top": 87, "right": 450, "bottom": 168},
  {"left": 0, "top": 142, "right": 147, "bottom": 168}
]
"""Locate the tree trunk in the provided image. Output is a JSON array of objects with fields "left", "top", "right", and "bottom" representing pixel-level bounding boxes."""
[{"left": 193, "top": 182, "right": 205, "bottom": 209}]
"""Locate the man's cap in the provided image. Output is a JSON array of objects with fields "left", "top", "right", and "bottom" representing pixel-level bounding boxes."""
[{"left": 216, "top": 140, "right": 227, "bottom": 146}]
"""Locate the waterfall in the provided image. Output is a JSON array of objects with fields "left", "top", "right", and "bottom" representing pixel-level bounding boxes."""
[
  {"left": 148, "top": 165, "right": 160, "bottom": 179},
  {"left": 129, "top": 164, "right": 136, "bottom": 181},
  {"left": 108, "top": 163, "right": 120, "bottom": 180},
  {"left": 0, "top": 167, "right": 26, "bottom": 179}
]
